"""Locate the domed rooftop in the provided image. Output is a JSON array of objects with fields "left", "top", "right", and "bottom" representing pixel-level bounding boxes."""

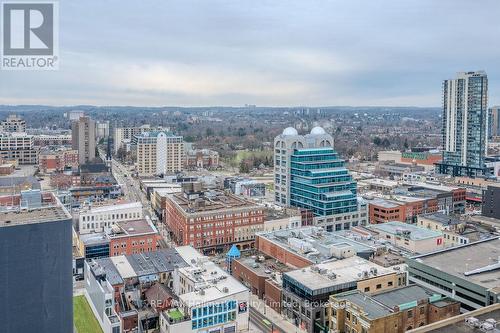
[
  {"left": 282, "top": 127, "right": 298, "bottom": 136},
  {"left": 310, "top": 126, "right": 326, "bottom": 135}
]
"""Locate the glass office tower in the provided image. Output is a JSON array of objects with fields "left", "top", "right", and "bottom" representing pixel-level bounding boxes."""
[{"left": 290, "top": 147, "right": 358, "bottom": 218}]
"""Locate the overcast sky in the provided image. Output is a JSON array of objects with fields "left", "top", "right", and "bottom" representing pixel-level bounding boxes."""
[{"left": 1, "top": 0, "right": 499, "bottom": 107}]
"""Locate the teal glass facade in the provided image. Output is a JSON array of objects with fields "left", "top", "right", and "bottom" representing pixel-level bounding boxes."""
[
  {"left": 289, "top": 148, "right": 357, "bottom": 216},
  {"left": 191, "top": 300, "right": 237, "bottom": 330}
]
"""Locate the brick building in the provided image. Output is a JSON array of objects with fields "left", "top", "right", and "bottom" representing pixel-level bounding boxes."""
[
  {"left": 328, "top": 285, "right": 460, "bottom": 333},
  {"left": 108, "top": 219, "right": 161, "bottom": 256},
  {"left": 39, "top": 148, "right": 79, "bottom": 173},
  {"left": 231, "top": 255, "right": 290, "bottom": 314},
  {"left": 164, "top": 183, "right": 265, "bottom": 254}
]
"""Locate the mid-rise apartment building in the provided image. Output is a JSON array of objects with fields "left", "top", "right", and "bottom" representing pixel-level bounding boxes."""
[
  {"left": 135, "top": 131, "right": 184, "bottom": 176},
  {"left": 0, "top": 132, "right": 38, "bottom": 164},
  {"left": 33, "top": 133, "right": 72, "bottom": 147},
  {"left": 0, "top": 114, "right": 26, "bottom": 132},
  {"left": 113, "top": 124, "right": 151, "bottom": 153}
]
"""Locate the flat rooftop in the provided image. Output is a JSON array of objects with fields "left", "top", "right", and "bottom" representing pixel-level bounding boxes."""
[
  {"left": 0, "top": 202, "right": 71, "bottom": 227},
  {"left": 169, "top": 190, "right": 259, "bottom": 215},
  {"left": 368, "top": 198, "right": 401, "bottom": 209},
  {"left": 109, "top": 219, "right": 157, "bottom": 237},
  {"left": 336, "top": 285, "right": 452, "bottom": 320},
  {"left": 80, "top": 201, "right": 142, "bottom": 213},
  {"left": 80, "top": 232, "right": 109, "bottom": 246},
  {"left": 257, "top": 226, "right": 380, "bottom": 264},
  {"left": 90, "top": 257, "right": 124, "bottom": 285},
  {"left": 93, "top": 248, "right": 188, "bottom": 281},
  {"left": 419, "top": 212, "right": 462, "bottom": 226},
  {"left": 285, "top": 256, "right": 394, "bottom": 291},
  {"left": 335, "top": 291, "right": 393, "bottom": 319},
  {"left": 236, "top": 255, "right": 292, "bottom": 277},
  {"left": 371, "top": 285, "right": 441, "bottom": 309},
  {"left": 411, "top": 237, "right": 500, "bottom": 289},
  {"left": 368, "top": 221, "right": 442, "bottom": 241},
  {"left": 127, "top": 249, "right": 188, "bottom": 277},
  {"left": 415, "top": 304, "right": 500, "bottom": 333}
]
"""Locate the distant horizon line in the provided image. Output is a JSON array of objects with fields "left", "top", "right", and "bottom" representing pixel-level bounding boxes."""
[{"left": 0, "top": 104, "right": 443, "bottom": 110}]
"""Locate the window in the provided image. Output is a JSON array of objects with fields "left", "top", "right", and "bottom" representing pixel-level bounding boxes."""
[
  {"left": 364, "top": 287, "right": 370, "bottom": 292},
  {"left": 419, "top": 306, "right": 425, "bottom": 315},
  {"left": 376, "top": 284, "right": 382, "bottom": 289},
  {"left": 407, "top": 310, "right": 413, "bottom": 318},
  {"left": 388, "top": 281, "right": 393, "bottom": 287}
]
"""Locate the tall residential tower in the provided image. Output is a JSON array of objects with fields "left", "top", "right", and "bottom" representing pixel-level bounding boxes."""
[
  {"left": 72, "top": 116, "right": 96, "bottom": 164},
  {"left": 437, "top": 71, "right": 489, "bottom": 177}
]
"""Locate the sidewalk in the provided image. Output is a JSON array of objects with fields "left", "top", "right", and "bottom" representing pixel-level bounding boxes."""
[{"left": 249, "top": 294, "right": 307, "bottom": 333}]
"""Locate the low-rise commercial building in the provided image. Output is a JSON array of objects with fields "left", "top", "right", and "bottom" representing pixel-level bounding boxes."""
[
  {"left": 407, "top": 303, "right": 500, "bottom": 333},
  {"left": 417, "top": 213, "right": 497, "bottom": 247},
  {"left": 85, "top": 245, "right": 252, "bottom": 333},
  {"left": 33, "top": 134, "right": 72, "bottom": 147},
  {"left": 282, "top": 256, "right": 406, "bottom": 333},
  {"left": 160, "top": 246, "right": 250, "bottom": 333},
  {"left": 407, "top": 237, "right": 500, "bottom": 311},
  {"left": 184, "top": 148, "right": 219, "bottom": 169},
  {"left": 231, "top": 254, "right": 291, "bottom": 311},
  {"left": 328, "top": 285, "right": 460, "bottom": 333},
  {"left": 367, "top": 221, "right": 444, "bottom": 254},
  {"left": 79, "top": 201, "right": 143, "bottom": 234},
  {"left": 107, "top": 218, "right": 161, "bottom": 256},
  {"left": 256, "top": 226, "right": 381, "bottom": 268},
  {"left": 38, "top": 148, "right": 79, "bottom": 173}
]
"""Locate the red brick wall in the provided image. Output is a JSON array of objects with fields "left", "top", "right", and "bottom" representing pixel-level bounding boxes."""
[
  {"left": 264, "top": 279, "right": 282, "bottom": 314},
  {"left": 164, "top": 197, "right": 265, "bottom": 251},
  {"left": 232, "top": 259, "right": 266, "bottom": 298},
  {"left": 256, "top": 236, "right": 311, "bottom": 268},
  {"left": 109, "top": 234, "right": 161, "bottom": 256}
]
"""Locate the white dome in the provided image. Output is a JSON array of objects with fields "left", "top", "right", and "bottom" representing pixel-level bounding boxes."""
[
  {"left": 282, "top": 127, "right": 298, "bottom": 136},
  {"left": 310, "top": 126, "right": 326, "bottom": 135}
]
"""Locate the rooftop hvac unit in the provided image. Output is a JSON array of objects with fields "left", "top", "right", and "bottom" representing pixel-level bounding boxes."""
[
  {"left": 485, "top": 319, "right": 497, "bottom": 326},
  {"left": 480, "top": 322, "right": 495, "bottom": 331},
  {"left": 465, "top": 317, "right": 480, "bottom": 328}
]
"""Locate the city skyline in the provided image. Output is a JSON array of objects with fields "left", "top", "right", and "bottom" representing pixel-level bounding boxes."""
[{"left": 1, "top": 0, "right": 500, "bottom": 107}]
